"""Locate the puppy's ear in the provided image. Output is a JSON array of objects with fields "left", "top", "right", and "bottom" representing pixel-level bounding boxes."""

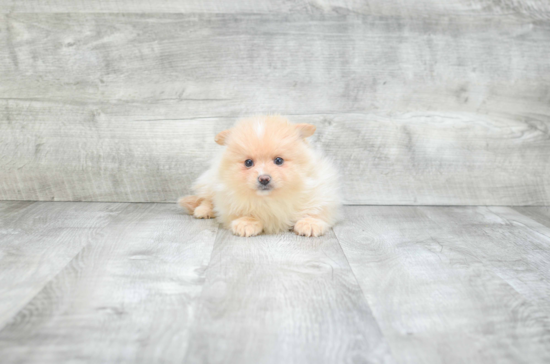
[
  {"left": 215, "top": 130, "right": 231, "bottom": 145},
  {"left": 295, "top": 123, "right": 316, "bottom": 138}
]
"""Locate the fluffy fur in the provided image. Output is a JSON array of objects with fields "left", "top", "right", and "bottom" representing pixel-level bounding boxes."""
[{"left": 179, "top": 115, "right": 341, "bottom": 237}]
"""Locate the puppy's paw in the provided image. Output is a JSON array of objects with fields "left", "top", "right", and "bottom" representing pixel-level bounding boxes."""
[
  {"left": 178, "top": 196, "right": 202, "bottom": 215},
  {"left": 294, "top": 217, "right": 328, "bottom": 237},
  {"left": 231, "top": 217, "right": 263, "bottom": 237},
  {"left": 193, "top": 204, "right": 214, "bottom": 219}
]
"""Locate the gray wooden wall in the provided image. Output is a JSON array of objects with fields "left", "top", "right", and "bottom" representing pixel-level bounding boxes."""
[{"left": 1, "top": 1, "right": 549, "bottom": 204}]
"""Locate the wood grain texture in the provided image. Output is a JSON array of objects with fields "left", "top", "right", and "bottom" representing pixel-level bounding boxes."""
[
  {"left": 1, "top": 203, "right": 550, "bottom": 363},
  {"left": 184, "top": 228, "right": 393, "bottom": 364},
  {"left": 0, "top": 203, "right": 218, "bottom": 363},
  {"left": 2, "top": 14, "right": 549, "bottom": 114},
  {"left": 0, "top": 201, "right": 126, "bottom": 330},
  {"left": 333, "top": 206, "right": 550, "bottom": 364},
  {"left": 1, "top": 108, "right": 549, "bottom": 205},
  {"left": 513, "top": 206, "right": 550, "bottom": 228},
  {"left": 0, "top": 0, "right": 548, "bottom": 19},
  {"left": 1, "top": 13, "right": 549, "bottom": 204},
  {"left": 474, "top": 206, "right": 550, "bottom": 311}
]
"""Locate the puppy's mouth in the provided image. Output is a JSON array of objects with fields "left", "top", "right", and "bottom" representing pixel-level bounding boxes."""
[{"left": 256, "top": 184, "right": 274, "bottom": 194}]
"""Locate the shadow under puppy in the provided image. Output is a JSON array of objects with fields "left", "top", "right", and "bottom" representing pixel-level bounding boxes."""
[{"left": 179, "top": 115, "right": 341, "bottom": 237}]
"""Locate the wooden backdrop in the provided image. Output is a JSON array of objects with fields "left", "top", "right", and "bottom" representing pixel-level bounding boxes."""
[{"left": 1, "top": 1, "right": 549, "bottom": 204}]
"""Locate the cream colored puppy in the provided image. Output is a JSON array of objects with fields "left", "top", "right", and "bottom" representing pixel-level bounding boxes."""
[{"left": 179, "top": 115, "right": 341, "bottom": 237}]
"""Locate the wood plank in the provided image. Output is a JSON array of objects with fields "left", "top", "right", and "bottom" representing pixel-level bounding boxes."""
[
  {"left": 183, "top": 228, "right": 394, "bottom": 364},
  {"left": 1, "top": 13, "right": 549, "bottom": 204},
  {"left": 0, "top": 201, "right": 127, "bottom": 330},
  {"left": 317, "top": 113, "right": 550, "bottom": 205},
  {"left": 401, "top": 206, "right": 550, "bottom": 314},
  {"left": 2, "top": 107, "right": 549, "bottom": 205},
  {"left": 333, "top": 206, "right": 550, "bottom": 364},
  {"left": 513, "top": 207, "right": 550, "bottom": 228},
  {"left": 0, "top": 200, "right": 33, "bottom": 215},
  {"left": 0, "top": 0, "right": 548, "bottom": 19},
  {"left": 1, "top": 14, "right": 549, "bottom": 114},
  {"left": 466, "top": 206, "right": 550, "bottom": 311},
  {"left": 0, "top": 203, "right": 218, "bottom": 363}
]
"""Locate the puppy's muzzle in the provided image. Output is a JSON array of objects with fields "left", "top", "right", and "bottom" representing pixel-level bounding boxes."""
[{"left": 258, "top": 175, "right": 271, "bottom": 186}]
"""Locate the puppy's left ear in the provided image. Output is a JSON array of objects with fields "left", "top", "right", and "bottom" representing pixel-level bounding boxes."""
[
  {"left": 295, "top": 123, "right": 316, "bottom": 139},
  {"left": 215, "top": 130, "right": 231, "bottom": 145}
]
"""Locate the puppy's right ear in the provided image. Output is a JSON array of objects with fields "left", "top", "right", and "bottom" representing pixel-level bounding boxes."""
[
  {"left": 215, "top": 130, "right": 231, "bottom": 145},
  {"left": 295, "top": 123, "right": 316, "bottom": 139}
]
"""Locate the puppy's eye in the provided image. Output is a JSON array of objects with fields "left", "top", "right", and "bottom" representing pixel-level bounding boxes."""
[
  {"left": 244, "top": 159, "right": 254, "bottom": 167},
  {"left": 274, "top": 157, "right": 284, "bottom": 165}
]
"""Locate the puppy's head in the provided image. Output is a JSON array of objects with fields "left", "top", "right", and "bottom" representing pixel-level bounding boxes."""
[{"left": 216, "top": 116, "right": 315, "bottom": 197}]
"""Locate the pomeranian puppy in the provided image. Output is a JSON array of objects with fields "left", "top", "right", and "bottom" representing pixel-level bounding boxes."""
[{"left": 178, "top": 115, "right": 341, "bottom": 237}]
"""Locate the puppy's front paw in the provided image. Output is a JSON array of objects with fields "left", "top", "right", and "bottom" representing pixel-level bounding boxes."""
[
  {"left": 231, "top": 217, "right": 262, "bottom": 237},
  {"left": 194, "top": 204, "right": 214, "bottom": 219},
  {"left": 294, "top": 217, "right": 328, "bottom": 237}
]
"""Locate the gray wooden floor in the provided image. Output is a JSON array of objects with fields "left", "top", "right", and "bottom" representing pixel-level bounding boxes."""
[{"left": 0, "top": 202, "right": 549, "bottom": 363}]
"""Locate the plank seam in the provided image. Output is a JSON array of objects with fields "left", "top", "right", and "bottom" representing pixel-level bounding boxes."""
[
  {"left": 330, "top": 225, "right": 398, "bottom": 362},
  {"left": 0, "top": 202, "right": 130, "bottom": 333},
  {"left": 179, "top": 221, "right": 221, "bottom": 361}
]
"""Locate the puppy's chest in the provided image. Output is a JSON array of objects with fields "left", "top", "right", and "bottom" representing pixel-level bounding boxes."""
[{"left": 224, "top": 193, "right": 302, "bottom": 222}]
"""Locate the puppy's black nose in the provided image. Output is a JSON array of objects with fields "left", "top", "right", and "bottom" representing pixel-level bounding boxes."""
[{"left": 258, "top": 175, "right": 271, "bottom": 186}]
